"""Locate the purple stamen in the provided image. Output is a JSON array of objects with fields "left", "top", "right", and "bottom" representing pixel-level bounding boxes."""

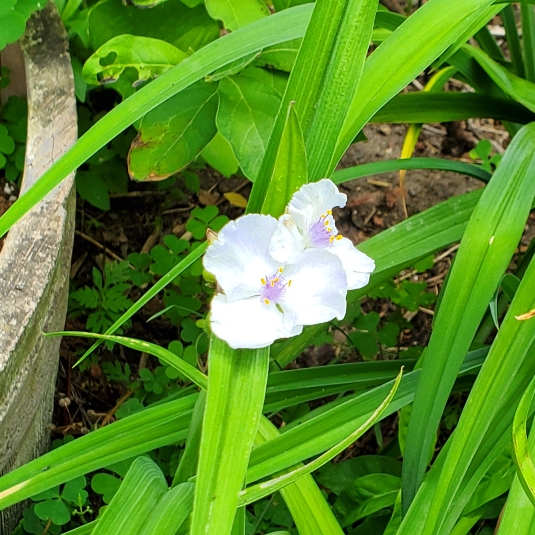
[
  {"left": 260, "top": 270, "right": 287, "bottom": 305},
  {"left": 308, "top": 213, "right": 336, "bottom": 248}
]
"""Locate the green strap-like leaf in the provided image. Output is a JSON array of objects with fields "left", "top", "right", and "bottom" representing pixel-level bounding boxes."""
[
  {"left": 240, "top": 369, "right": 402, "bottom": 504},
  {"left": 251, "top": 418, "right": 346, "bottom": 535},
  {"left": 92, "top": 457, "right": 167, "bottom": 535},
  {"left": 334, "top": 0, "right": 500, "bottom": 167},
  {"left": 402, "top": 122, "right": 535, "bottom": 511},
  {"left": 248, "top": 0, "right": 378, "bottom": 213},
  {"left": 261, "top": 102, "right": 307, "bottom": 216},
  {"left": 190, "top": 337, "right": 270, "bottom": 535},
  {"left": 466, "top": 44, "right": 535, "bottom": 112},
  {"left": 512, "top": 375, "right": 535, "bottom": 507}
]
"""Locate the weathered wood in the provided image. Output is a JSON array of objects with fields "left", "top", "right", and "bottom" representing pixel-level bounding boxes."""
[{"left": 0, "top": 2, "right": 76, "bottom": 532}]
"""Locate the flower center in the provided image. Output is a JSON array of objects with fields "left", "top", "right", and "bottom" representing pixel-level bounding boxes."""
[
  {"left": 260, "top": 268, "right": 290, "bottom": 305},
  {"left": 308, "top": 211, "right": 343, "bottom": 248}
]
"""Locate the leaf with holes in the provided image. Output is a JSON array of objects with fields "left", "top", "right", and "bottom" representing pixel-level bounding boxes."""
[{"left": 82, "top": 35, "right": 187, "bottom": 88}]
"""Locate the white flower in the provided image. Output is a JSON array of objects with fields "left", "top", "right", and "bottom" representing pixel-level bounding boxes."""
[
  {"left": 203, "top": 214, "right": 347, "bottom": 349},
  {"left": 270, "top": 179, "right": 375, "bottom": 290}
]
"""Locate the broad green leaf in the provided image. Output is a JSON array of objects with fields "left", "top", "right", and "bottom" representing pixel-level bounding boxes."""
[
  {"left": 249, "top": 0, "right": 378, "bottom": 210},
  {"left": 201, "top": 131, "right": 240, "bottom": 177},
  {"left": 82, "top": 35, "right": 187, "bottom": 88},
  {"left": 88, "top": 0, "right": 219, "bottom": 52},
  {"left": 273, "top": 0, "right": 313, "bottom": 10},
  {"left": 399, "top": 237, "right": 535, "bottom": 534},
  {"left": 402, "top": 122, "right": 535, "bottom": 511},
  {"left": 512, "top": 375, "right": 535, "bottom": 506},
  {"left": 255, "top": 38, "right": 301, "bottom": 72},
  {"left": 262, "top": 103, "right": 307, "bottom": 216},
  {"left": 92, "top": 457, "right": 167, "bottom": 535},
  {"left": 190, "top": 338, "right": 269, "bottom": 535},
  {"left": 217, "top": 70, "right": 281, "bottom": 180},
  {"left": 337, "top": 474, "right": 401, "bottom": 526},
  {"left": 205, "top": 0, "right": 269, "bottom": 30},
  {"left": 128, "top": 80, "right": 218, "bottom": 181}
]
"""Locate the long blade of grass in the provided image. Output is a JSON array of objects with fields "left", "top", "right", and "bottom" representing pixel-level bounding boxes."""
[
  {"left": 465, "top": 44, "right": 535, "bottom": 111},
  {"left": 372, "top": 92, "right": 534, "bottom": 123},
  {"left": 0, "top": 395, "right": 197, "bottom": 511},
  {"left": 402, "top": 122, "right": 535, "bottom": 511},
  {"left": 248, "top": 349, "right": 487, "bottom": 484},
  {"left": 497, "top": 420, "right": 535, "bottom": 534},
  {"left": 333, "top": 158, "right": 490, "bottom": 183},
  {"left": 190, "top": 337, "right": 269, "bottom": 535},
  {"left": 522, "top": 3, "right": 535, "bottom": 82},
  {"left": 502, "top": 4, "right": 525, "bottom": 78}
]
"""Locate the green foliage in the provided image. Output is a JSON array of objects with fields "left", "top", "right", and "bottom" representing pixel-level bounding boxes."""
[
  {"left": 0, "top": 0, "right": 45, "bottom": 51},
  {"left": 0, "top": 96, "right": 27, "bottom": 182},
  {"left": 82, "top": 35, "right": 188, "bottom": 99},
  {"left": 69, "top": 262, "right": 134, "bottom": 335},
  {"left": 469, "top": 139, "right": 503, "bottom": 173},
  {"left": 18, "top": 477, "right": 90, "bottom": 534}
]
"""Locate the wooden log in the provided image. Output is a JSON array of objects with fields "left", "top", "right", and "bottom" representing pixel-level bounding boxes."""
[{"left": 0, "top": 2, "right": 76, "bottom": 532}]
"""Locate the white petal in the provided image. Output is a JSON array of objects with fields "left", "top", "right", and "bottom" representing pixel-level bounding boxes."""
[
  {"left": 269, "top": 215, "right": 307, "bottom": 263},
  {"left": 209, "top": 294, "right": 297, "bottom": 349},
  {"left": 282, "top": 249, "right": 348, "bottom": 325},
  {"left": 203, "top": 214, "right": 280, "bottom": 301},
  {"left": 287, "top": 179, "right": 347, "bottom": 230},
  {"left": 330, "top": 238, "right": 376, "bottom": 290}
]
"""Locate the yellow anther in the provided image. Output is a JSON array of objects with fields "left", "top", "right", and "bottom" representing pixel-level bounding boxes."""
[
  {"left": 327, "top": 210, "right": 332, "bottom": 215},
  {"left": 329, "top": 236, "right": 335, "bottom": 243},
  {"left": 321, "top": 213, "right": 326, "bottom": 219},
  {"left": 261, "top": 277, "right": 266, "bottom": 285},
  {"left": 264, "top": 298, "right": 270, "bottom": 305},
  {"left": 336, "top": 235, "right": 343, "bottom": 241},
  {"left": 324, "top": 219, "right": 329, "bottom": 227},
  {"left": 279, "top": 267, "right": 284, "bottom": 273},
  {"left": 271, "top": 280, "right": 275, "bottom": 287},
  {"left": 327, "top": 227, "right": 332, "bottom": 232},
  {"left": 288, "top": 280, "right": 292, "bottom": 287}
]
